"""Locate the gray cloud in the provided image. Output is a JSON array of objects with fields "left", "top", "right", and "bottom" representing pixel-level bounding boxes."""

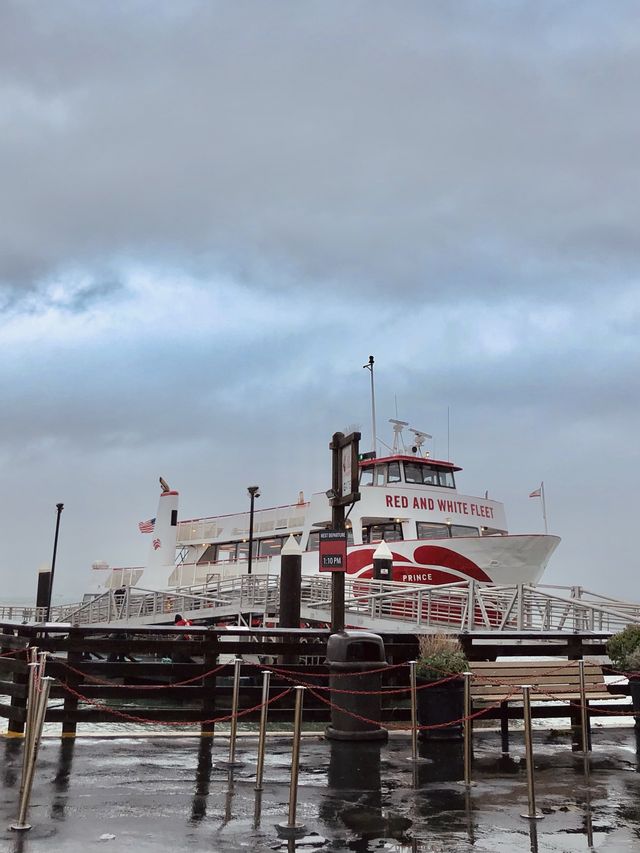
[
  {"left": 1, "top": 1, "right": 639, "bottom": 304},
  {"left": 0, "top": 1, "right": 639, "bottom": 599}
]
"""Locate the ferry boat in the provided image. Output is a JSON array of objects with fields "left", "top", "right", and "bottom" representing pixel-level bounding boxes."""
[{"left": 91, "top": 421, "right": 560, "bottom": 593}]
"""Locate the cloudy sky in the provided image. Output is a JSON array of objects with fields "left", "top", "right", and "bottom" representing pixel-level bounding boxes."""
[{"left": 1, "top": 1, "right": 639, "bottom": 602}]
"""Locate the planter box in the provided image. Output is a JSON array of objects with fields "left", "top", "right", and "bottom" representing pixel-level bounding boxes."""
[{"left": 416, "top": 678, "right": 464, "bottom": 741}]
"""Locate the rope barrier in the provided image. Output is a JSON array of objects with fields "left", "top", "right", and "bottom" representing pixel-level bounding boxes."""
[
  {"left": 56, "top": 681, "right": 294, "bottom": 727},
  {"left": 533, "top": 688, "right": 639, "bottom": 716},
  {"left": 253, "top": 661, "right": 406, "bottom": 678},
  {"left": 305, "top": 684, "right": 515, "bottom": 731},
  {"left": 0, "top": 648, "right": 26, "bottom": 659},
  {"left": 53, "top": 658, "right": 228, "bottom": 689}
]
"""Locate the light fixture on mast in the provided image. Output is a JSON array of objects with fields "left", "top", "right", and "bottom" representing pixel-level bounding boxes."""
[{"left": 409, "top": 428, "right": 432, "bottom": 457}]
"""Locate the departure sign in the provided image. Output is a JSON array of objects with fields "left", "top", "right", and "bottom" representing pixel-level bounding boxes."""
[{"left": 319, "top": 530, "right": 347, "bottom": 572}]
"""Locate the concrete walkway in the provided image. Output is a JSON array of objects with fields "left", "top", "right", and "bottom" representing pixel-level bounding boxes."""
[{"left": 1, "top": 726, "right": 640, "bottom": 852}]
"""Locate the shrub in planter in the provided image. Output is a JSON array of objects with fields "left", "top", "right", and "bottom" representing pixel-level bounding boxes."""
[
  {"left": 606, "top": 625, "right": 640, "bottom": 673},
  {"left": 415, "top": 634, "right": 469, "bottom": 740},
  {"left": 607, "top": 625, "right": 640, "bottom": 723},
  {"left": 416, "top": 634, "right": 468, "bottom": 681}
]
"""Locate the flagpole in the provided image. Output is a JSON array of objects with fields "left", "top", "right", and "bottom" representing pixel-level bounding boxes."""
[{"left": 540, "top": 481, "right": 548, "bottom": 534}]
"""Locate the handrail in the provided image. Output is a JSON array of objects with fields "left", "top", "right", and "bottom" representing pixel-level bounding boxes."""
[{"left": 5, "top": 575, "right": 640, "bottom": 633}]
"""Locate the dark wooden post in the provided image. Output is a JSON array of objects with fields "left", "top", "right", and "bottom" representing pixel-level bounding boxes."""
[
  {"left": 330, "top": 432, "right": 346, "bottom": 633},
  {"left": 61, "top": 628, "right": 83, "bottom": 738},
  {"left": 5, "top": 627, "right": 27, "bottom": 737},
  {"left": 200, "top": 630, "right": 219, "bottom": 737},
  {"left": 36, "top": 567, "right": 52, "bottom": 614},
  {"left": 279, "top": 536, "right": 302, "bottom": 665}
]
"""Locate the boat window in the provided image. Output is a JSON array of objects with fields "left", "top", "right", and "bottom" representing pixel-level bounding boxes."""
[
  {"left": 404, "top": 462, "right": 423, "bottom": 484},
  {"left": 198, "top": 545, "right": 218, "bottom": 564},
  {"left": 438, "top": 469, "right": 455, "bottom": 488},
  {"left": 237, "top": 540, "right": 258, "bottom": 561},
  {"left": 387, "top": 461, "right": 401, "bottom": 483},
  {"left": 375, "top": 465, "right": 386, "bottom": 486},
  {"left": 416, "top": 522, "right": 450, "bottom": 540},
  {"left": 422, "top": 466, "right": 439, "bottom": 486},
  {"left": 362, "top": 522, "right": 403, "bottom": 543},
  {"left": 259, "top": 537, "right": 282, "bottom": 557},
  {"left": 217, "top": 542, "right": 237, "bottom": 562},
  {"left": 450, "top": 525, "right": 479, "bottom": 538},
  {"left": 360, "top": 467, "right": 374, "bottom": 487}
]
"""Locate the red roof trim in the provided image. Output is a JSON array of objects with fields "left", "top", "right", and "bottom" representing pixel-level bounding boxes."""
[{"left": 359, "top": 455, "right": 462, "bottom": 472}]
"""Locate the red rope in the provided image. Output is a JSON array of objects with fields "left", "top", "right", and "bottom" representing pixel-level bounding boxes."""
[
  {"left": 57, "top": 681, "right": 294, "bottom": 727},
  {"left": 53, "top": 658, "right": 227, "bottom": 689}
]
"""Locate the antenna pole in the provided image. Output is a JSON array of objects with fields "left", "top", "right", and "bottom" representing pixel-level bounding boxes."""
[
  {"left": 363, "top": 356, "right": 377, "bottom": 454},
  {"left": 447, "top": 406, "right": 451, "bottom": 461},
  {"left": 541, "top": 481, "right": 548, "bottom": 534}
]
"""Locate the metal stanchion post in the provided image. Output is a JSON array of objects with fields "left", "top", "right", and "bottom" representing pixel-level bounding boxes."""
[
  {"left": 579, "top": 660, "right": 590, "bottom": 754},
  {"left": 20, "top": 662, "right": 40, "bottom": 794},
  {"left": 255, "top": 670, "right": 271, "bottom": 791},
  {"left": 276, "top": 686, "right": 307, "bottom": 838},
  {"left": 220, "top": 657, "right": 244, "bottom": 769},
  {"left": 520, "top": 685, "right": 543, "bottom": 820},
  {"left": 216, "top": 657, "right": 245, "bottom": 770},
  {"left": 463, "top": 671, "right": 473, "bottom": 786},
  {"left": 407, "top": 660, "right": 430, "bottom": 767},
  {"left": 11, "top": 676, "right": 53, "bottom": 831}
]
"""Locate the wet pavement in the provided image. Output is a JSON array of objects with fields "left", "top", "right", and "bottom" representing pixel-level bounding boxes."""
[{"left": 2, "top": 726, "right": 640, "bottom": 852}]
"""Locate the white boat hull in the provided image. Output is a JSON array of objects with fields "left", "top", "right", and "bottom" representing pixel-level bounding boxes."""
[{"left": 172, "top": 533, "right": 560, "bottom": 589}]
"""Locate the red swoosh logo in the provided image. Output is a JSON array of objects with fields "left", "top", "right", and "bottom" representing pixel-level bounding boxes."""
[{"left": 345, "top": 543, "right": 490, "bottom": 583}]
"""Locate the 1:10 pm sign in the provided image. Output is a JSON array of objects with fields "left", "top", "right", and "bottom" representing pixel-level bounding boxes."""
[{"left": 318, "top": 530, "right": 347, "bottom": 572}]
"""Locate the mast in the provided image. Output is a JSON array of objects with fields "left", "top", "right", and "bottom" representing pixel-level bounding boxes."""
[{"left": 363, "top": 355, "right": 377, "bottom": 454}]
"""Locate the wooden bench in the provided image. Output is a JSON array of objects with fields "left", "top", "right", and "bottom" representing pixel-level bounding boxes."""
[{"left": 469, "top": 660, "right": 618, "bottom": 752}]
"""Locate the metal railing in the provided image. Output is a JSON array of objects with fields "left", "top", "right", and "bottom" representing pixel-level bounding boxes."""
[{"left": 6, "top": 576, "right": 640, "bottom": 633}]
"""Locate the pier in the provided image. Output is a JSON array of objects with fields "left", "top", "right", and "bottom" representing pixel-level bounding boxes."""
[
  {"left": 0, "top": 621, "right": 634, "bottom": 736},
  {"left": 0, "top": 618, "right": 639, "bottom": 850}
]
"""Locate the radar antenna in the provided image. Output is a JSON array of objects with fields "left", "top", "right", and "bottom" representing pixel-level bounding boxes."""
[
  {"left": 389, "top": 419, "right": 409, "bottom": 454},
  {"left": 409, "top": 427, "right": 433, "bottom": 457}
]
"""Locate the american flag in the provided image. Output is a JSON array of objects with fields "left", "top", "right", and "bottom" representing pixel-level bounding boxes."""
[
  {"left": 138, "top": 518, "right": 156, "bottom": 533},
  {"left": 152, "top": 538, "right": 162, "bottom": 551}
]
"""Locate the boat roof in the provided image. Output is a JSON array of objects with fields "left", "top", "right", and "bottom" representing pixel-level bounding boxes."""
[{"left": 359, "top": 454, "right": 462, "bottom": 472}]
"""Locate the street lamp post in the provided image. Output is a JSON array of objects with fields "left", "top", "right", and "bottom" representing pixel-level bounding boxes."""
[
  {"left": 247, "top": 486, "right": 260, "bottom": 575},
  {"left": 46, "top": 503, "right": 64, "bottom": 622}
]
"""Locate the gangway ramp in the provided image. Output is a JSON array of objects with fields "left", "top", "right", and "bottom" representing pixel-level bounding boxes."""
[{"left": 34, "top": 575, "right": 640, "bottom": 635}]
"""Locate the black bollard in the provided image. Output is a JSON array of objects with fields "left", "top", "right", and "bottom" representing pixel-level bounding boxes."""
[
  {"left": 279, "top": 535, "right": 302, "bottom": 665},
  {"left": 35, "top": 567, "right": 51, "bottom": 618},
  {"left": 372, "top": 540, "right": 393, "bottom": 581}
]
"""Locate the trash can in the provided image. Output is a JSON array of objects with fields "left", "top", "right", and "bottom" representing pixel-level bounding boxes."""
[{"left": 325, "top": 630, "right": 388, "bottom": 742}]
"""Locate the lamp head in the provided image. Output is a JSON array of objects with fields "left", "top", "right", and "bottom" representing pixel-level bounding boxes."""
[{"left": 247, "top": 485, "right": 260, "bottom": 498}]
